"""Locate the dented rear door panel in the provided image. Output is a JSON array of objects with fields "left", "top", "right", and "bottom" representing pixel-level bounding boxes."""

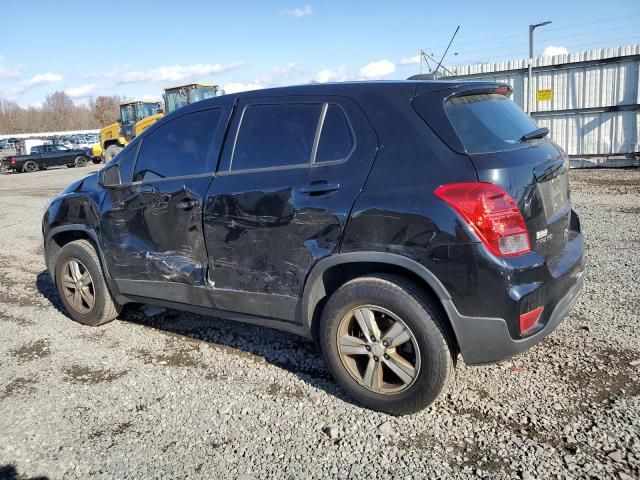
[{"left": 202, "top": 95, "right": 378, "bottom": 321}]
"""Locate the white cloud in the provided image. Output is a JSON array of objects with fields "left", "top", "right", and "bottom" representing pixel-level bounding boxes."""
[
  {"left": 86, "top": 69, "right": 119, "bottom": 79},
  {"left": 313, "top": 66, "right": 350, "bottom": 83},
  {"left": 223, "top": 82, "right": 265, "bottom": 94},
  {"left": 117, "top": 62, "right": 245, "bottom": 84},
  {"left": 5, "top": 72, "right": 64, "bottom": 96},
  {"left": 222, "top": 62, "right": 302, "bottom": 94},
  {"left": 65, "top": 84, "right": 97, "bottom": 98},
  {"left": 0, "top": 65, "right": 20, "bottom": 79},
  {"left": 399, "top": 54, "right": 421, "bottom": 66},
  {"left": 25, "top": 72, "right": 63, "bottom": 87},
  {"left": 542, "top": 45, "right": 569, "bottom": 57},
  {"left": 358, "top": 59, "right": 395, "bottom": 80},
  {"left": 280, "top": 5, "right": 313, "bottom": 18},
  {"left": 254, "top": 62, "right": 301, "bottom": 85}
]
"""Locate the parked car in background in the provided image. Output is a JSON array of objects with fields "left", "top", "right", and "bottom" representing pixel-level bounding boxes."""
[
  {"left": 42, "top": 81, "right": 584, "bottom": 414},
  {"left": 5, "top": 144, "right": 91, "bottom": 172}
]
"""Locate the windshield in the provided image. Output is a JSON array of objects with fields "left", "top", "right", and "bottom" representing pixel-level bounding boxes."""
[
  {"left": 165, "top": 86, "right": 217, "bottom": 113},
  {"left": 136, "top": 103, "right": 159, "bottom": 120},
  {"left": 120, "top": 104, "right": 136, "bottom": 124},
  {"left": 445, "top": 94, "right": 538, "bottom": 154}
]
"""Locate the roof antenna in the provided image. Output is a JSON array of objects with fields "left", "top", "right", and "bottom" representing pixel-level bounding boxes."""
[
  {"left": 421, "top": 50, "right": 455, "bottom": 77},
  {"left": 433, "top": 25, "right": 460, "bottom": 78}
]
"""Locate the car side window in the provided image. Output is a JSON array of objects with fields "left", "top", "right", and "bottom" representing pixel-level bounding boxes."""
[
  {"left": 133, "top": 108, "right": 222, "bottom": 182},
  {"left": 230, "top": 103, "right": 322, "bottom": 171},
  {"left": 316, "top": 104, "right": 355, "bottom": 163}
]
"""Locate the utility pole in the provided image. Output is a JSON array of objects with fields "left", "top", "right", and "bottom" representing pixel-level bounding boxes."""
[{"left": 528, "top": 21, "right": 552, "bottom": 114}]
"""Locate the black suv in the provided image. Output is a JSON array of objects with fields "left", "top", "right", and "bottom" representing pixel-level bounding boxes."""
[{"left": 42, "top": 81, "right": 584, "bottom": 415}]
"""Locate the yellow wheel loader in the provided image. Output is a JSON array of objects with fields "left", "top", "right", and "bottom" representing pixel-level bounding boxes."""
[
  {"left": 91, "top": 84, "right": 220, "bottom": 162},
  {"left": 91, "top": 100, "right": 162, "bottom": 162},
  {"left": 163, "top": 83, "right": 219, "bottom": 114}
]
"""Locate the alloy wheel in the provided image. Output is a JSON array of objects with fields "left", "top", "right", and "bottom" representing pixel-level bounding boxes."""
[
  {"left": 61, "top": 258, "right": 95, "bottom": 314},
  {"left": 336, "top": 305, "right": 421, "bottom": 394}
]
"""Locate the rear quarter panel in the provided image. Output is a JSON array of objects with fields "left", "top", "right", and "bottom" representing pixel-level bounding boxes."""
[{"left": 341, "top": 86, "right": 480, "bottom": 269}]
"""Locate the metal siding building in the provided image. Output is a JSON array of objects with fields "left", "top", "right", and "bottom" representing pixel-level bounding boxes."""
[{"left": 441, "top": 45, "right": 640, "bottom": 163}]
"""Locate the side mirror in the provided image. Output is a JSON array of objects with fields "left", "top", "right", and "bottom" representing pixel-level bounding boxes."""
[{"left": 99, "top": 163, "right": 121, "bottom": 188}]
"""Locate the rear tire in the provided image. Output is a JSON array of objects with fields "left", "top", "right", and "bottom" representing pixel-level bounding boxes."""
[
  {"left": 53, "top": 239, "right": 119, "bottom": 326},
  {"left": 319, "top": 274, "right": 453, "bottom": 415},
  {"left": 104, "top": 145, "right": 122, "bottom": 162},
  {"left": 22, "top": 160, "right": 38, "bottom": 173}
]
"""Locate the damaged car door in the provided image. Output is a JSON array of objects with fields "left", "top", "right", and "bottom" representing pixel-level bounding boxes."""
[
  {"left": 101, "top": 106, "right": 228, "bottom": 297},
  {"left": 203, "top": 96, "right": 378, "bottom": 321}
]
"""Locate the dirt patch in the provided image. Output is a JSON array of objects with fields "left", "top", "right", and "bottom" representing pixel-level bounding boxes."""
[
  {"left": 0, "top": 188, "right": 62, "bottom": 199},
  {"left": 574, "top": 176, "right": 640, "bottom": 194},
  {"left": 0, "top": 311, "right": 35, "bottom": 327},
  {"left": 10, "top": 339, "right": 51, "bottom": 361},
  {"left": 263, "top": 382, "right": 305, "bottom": 399},
  {"left": 136, "top": 340, "right": 204, "bottom": 368},
  {"left": 1, "top": 377, "right": 37, "bottom": 399},
  {"left": 63, "top": 365, "right": 126, "bottom": 384},
  {"left": 88, "top": 421, "right": 134, "bottom": 441},
  {"left": 558, "top": 345, "right": 640, "bottom": 404}
]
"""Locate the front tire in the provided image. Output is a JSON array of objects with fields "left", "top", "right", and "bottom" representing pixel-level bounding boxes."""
[
  {"left": 74, "top": 156, "right": 88, "bottom": 167},
  {"left": 53, "top": 239, "right": 119, "bottom": 326},
  {"left": 320, "top": 274, "right": 453, "bottom": 415},
  {"left": 104, "top": 145, "right": 122, "bottom": 162}
]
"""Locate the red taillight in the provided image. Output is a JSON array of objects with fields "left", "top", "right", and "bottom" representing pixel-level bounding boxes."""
[
  {"left": 520, "top": 306, "right": 544, "bottom": 335},
  {"left": 10, "top": 157, "right": 16, "bottom": 164},
  {"left": 434, "top": 182, "right": 531, "bottom": 257}
]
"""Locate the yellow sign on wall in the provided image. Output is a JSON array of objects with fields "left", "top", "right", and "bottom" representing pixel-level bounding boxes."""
[{"left": 537, "top": 89, "right": 553, "bottom": 102}]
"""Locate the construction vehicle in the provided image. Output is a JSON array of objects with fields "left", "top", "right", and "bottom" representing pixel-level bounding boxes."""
[
  {"left": 163, "top": 83, "right": 220, "bottom": 114},
  {"left": 92, "top": 83, "right": 220, "bottom": 162},
  {"left": 92, "top": 100, "right": 162, "bottom": 162}
]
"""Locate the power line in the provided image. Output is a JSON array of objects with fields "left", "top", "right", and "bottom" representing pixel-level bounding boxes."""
[
  {"left": 420, "top": 14, "right": 640, "bottom": 54},
  {"left": 445, "top": 36, "right": 640, "bottom": 66},
  {"left": 535, "top": 24, "right": 639, "bottom": 42},
  {"left": 429, "top": 24, "right": 639, "bottom": 59}
]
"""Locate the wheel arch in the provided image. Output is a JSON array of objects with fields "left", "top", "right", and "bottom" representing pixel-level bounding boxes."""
[
  {"left": 103, "top": 139, "right": 121, "bottom": 150},
  {"left": 45, "top": 225, "right": 119, "bottom": 299},
  {"left": 300, "top": 252, "right": 458, "bottom": 350}
]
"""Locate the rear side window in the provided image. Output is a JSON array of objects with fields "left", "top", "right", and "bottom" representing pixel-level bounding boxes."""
[
  {"left": 133, "top": 108, "right": 222, "bottom": 182},
  {"left": 316, "top": 104, "right": 354, "bottom": 163},
  {"left": 231, "top": 104, "right": 322, "bottom": 171},
  {"left": 445, "top": 94, "right": 537, "bottom": 154}
]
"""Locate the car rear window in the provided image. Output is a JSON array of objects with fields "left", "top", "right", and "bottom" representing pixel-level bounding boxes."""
[{"left": 445, "top": 93, "right": 538, "bottom": 154}]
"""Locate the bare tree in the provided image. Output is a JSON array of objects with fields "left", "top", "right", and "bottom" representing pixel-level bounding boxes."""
[
  {"left": 92, "top": 95, "right": 122, "bottom": 126},
  {"left": 43, "top": 91, "right": 75, "bottom": 131},
  {"left": 0, "top": 91, "right": 118, "bottom": 134}
]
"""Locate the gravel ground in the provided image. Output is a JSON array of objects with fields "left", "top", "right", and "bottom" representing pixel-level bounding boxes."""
[{"left": 0, "top": 165, "right": 639, "bottom": 480}]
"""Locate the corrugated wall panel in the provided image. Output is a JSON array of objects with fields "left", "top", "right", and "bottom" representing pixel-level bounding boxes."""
[
  {"left": 534, "top": 112, "right": 639, "bottom": 155},
  {"left": 442, "top": 44, "right": 640, "bottom": 156}
]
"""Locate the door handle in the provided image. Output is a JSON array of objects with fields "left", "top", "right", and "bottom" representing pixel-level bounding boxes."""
[
  {"left": 300, "top": 182, "right": 340, "bottom": 195},
  {"left": 176, "top": 199, "right": 201, "bottom": 210}
]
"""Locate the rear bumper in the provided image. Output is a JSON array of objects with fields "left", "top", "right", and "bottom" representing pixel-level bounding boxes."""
[
  {"left": 442, "top": 225, "right": 585, "bottom": 365},
  {"left": 446, "top": 271, "right": 584, "bottom": 364}
]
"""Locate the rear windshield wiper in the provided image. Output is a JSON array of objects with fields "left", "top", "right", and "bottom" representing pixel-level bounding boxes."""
[{"left": 519, "top": 127, "right": 549, "bottom": 142}]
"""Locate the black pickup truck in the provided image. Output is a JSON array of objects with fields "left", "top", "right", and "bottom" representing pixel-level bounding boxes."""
[{"left": 3, "top": 144, "right": 91, "bottom": 173}]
